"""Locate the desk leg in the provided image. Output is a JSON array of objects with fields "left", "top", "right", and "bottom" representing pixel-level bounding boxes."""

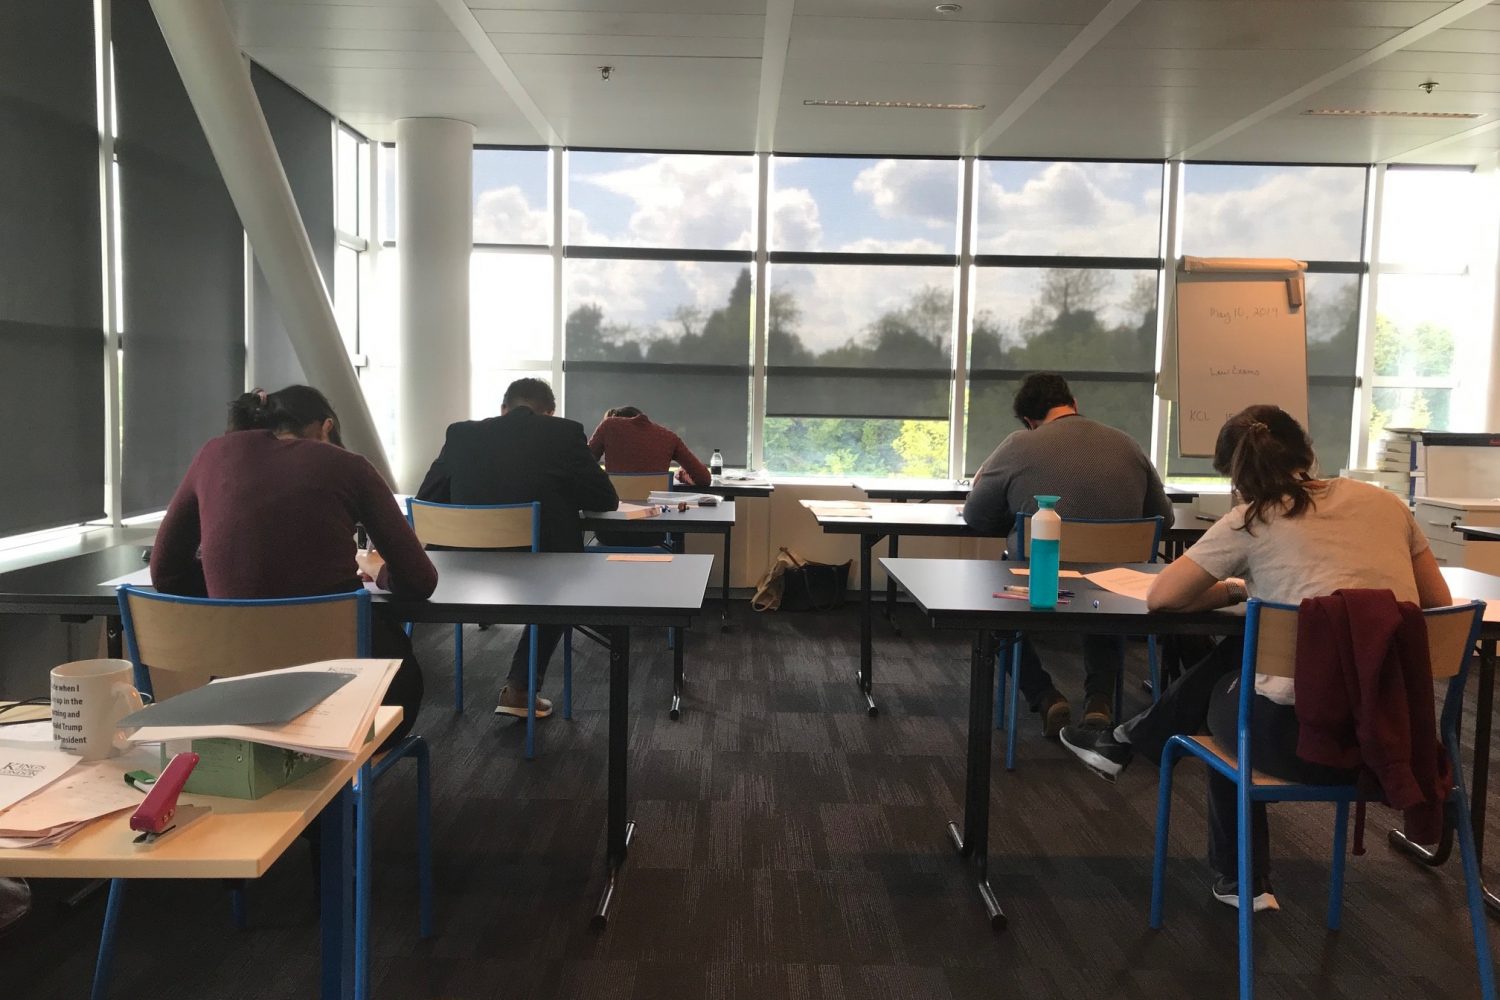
[
  {"left": 945, "top": 628, "right": 1005, "bottom": 930},
  {"left": 594, "top": 625, "right": 635, "bottom": 929},
  {"left": 885, "top": 535, "right": 902, "bottom": 635},
  {"left": 856, "top": 533, "right": 879, "bottom": 718},
  {"left": 320, "top": 783, "right": 356, "bottom": 1000},
  {"left": 670, "top": 624, "right": 685, "bottom": 722},
  {"left": 721, "top": 525, "right": 732, "bottom": 632}
]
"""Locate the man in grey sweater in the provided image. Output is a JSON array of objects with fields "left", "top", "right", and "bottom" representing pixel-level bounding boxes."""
[{"left": 964, "top": 373, "right": 1173, "bottom": 735}]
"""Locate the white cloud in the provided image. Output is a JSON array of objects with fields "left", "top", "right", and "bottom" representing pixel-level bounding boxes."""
[
  {"left": 472, "top": 186, "right": 549, "bottom": 244},
  {"left": 575, "top": 155, "right": 756, "bottom": 250},
  {"left": 852, "top": 158, "right": 957, "bottom": 232},
  {"left": 1181, "top": 168, "right": 1364, "bottom": 261},
  {"left": 975, "top": 161, "right": 1160, "bottom": 256}
]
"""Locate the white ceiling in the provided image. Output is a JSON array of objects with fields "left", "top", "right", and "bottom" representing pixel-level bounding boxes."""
[{"left": 229, "top": 0, "right": 1500, "bottom": 164}]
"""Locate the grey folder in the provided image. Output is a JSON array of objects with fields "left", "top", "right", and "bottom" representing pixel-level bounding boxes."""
[{"left": 117, "top": 671, "right": 356, "bottom": 729}]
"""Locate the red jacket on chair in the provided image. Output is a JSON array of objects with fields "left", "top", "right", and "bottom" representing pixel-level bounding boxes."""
[{"left": 1294, "top": 589, "right": 1448, "bottom": 845}]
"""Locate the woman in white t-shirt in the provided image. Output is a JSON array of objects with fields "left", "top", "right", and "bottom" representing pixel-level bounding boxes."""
[{"left": 1059, "top": 404, "right": 1452, "bottom": 912}]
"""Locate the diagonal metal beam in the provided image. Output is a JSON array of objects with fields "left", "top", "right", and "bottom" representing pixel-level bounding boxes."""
[
  {"left": 431, "top": 0, "right": 559, "bottom": 146},
  {"left": 755, "top": 0, "right": 797, "bottom": 153}
]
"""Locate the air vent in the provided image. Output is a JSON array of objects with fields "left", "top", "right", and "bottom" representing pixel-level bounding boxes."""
[
  {"left": 1301, "top": 108, "right": 1481, "bottom": 120},
  {"left": 803, "top": 99, "right": 984, "bottom": 111}
]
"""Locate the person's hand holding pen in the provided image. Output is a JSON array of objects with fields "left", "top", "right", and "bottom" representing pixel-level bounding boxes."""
[{"left": 355, "top": 548, "right": 385, "bottom": 583}]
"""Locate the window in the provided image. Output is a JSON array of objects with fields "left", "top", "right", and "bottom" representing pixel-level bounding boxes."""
[
  {"left": 1172, "top": 164, "right": 1368, "bottom": 476},
  {"left": 474, "top": 147, "right": 549, "bottom": 245},
  {"left": 966, "top": 160, "right": 1163, "bottom": 473},
  {"left": 562, "top": 151, "right": 756, "bottom": 466},
  {"left": 333, "top": 124, "right": 368, "bottom": 359},
  {"left": 1369, "top": 167, "right": 1491, "bottom": 443},
  {"left": 765, "top": 156, "right": 960, "bottom": 475}
]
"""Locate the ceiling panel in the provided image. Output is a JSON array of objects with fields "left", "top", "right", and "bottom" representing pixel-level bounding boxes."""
[
  {"left": 468, "top": 0, "right": 765, "bottom": 12},
  {"left": 791, "top": 0, "right": 1105, "bottom": 23},
  {"left": 1100, "top": 1, "right": 1410, "bottom": 50},
  {"left": 1196, "top": 115, "right": 1487, "bottom": 162},
  {"left": 473, "top": 10, "right": 765, "bottom": 37},
  {"left": 788, "top": 16, "right": 1080, "bottom": 65},
  {"left": 1403, "top": 27, "right": 1500, "bottom": 53},
  {"left": 229, "top": 1, "right": 451, "bottom": 32}
]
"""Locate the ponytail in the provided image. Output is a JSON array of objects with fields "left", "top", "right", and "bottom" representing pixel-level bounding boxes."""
[
  {"left": 1212, "top": 405, "right": 1317, "bottom": 533},
  {"left": 226, "top": 385, "right": 342, "bottom": 446}
]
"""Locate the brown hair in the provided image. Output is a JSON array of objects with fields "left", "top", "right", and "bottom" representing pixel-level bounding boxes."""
[
  {"left": 228, "top": 385, "right": 343, "bottom": 447},
  {"left": 1212, "top": 404, "right": 1317, "bottom": 533}
]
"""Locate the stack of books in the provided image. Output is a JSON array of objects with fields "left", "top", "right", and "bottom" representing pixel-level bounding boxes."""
[{"left": 1345, "top": 428, "right": 1424, "bottom": 501}]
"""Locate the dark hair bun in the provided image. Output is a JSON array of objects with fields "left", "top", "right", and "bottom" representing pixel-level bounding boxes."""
[{"left": 227, "top": 390, "right": 273, "bottom": 432}]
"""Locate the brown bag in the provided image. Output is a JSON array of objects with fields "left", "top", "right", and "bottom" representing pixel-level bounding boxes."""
[{"left": 752, "top": 547, "right": 851, "bottom": 612}]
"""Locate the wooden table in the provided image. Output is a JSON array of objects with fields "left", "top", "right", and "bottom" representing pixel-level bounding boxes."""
[
  {"left": 0, "top": 707, "right": 400, "bottom": 1000},
  {"left": 380, "top": 550, "right": 712, "bottom": 924}
]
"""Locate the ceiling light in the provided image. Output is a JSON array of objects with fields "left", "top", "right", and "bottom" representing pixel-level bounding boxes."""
[
  {"left": 803, "top": 99, "right": 984, "bottom": 111},
  {"left": 935, "top": 3, "right": 962, "bottom": 12},
  {"left": 1302, "top": 108, "right": 1480, "bottom": 120}
]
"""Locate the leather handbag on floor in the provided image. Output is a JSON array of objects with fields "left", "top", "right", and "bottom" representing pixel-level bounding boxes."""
[{"left": 752, "top": 547, "right": 851, "bottom": 612}]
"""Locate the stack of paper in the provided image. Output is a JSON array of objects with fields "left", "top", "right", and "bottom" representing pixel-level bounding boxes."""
[
  {"left": 0, "top": 748, "right": 158, "bottom": 848},
  {"left": 124, "top": 660, "right": 401, "bottom": 760},
  {"left": 800, "top": 500, "right": 873, "bottom": 518},
  {"left": 615, "top": 502, "right": 662, "bottom": 520},
  {"left": 647, "top": 491, "right": 714, "bottom": 506}
]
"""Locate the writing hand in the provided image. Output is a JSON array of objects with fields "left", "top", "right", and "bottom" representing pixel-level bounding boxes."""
[{"left": 355, "top": 549, "right": 385, "bottom": 582}]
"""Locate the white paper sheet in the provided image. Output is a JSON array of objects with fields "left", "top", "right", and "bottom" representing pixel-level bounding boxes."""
[
  {"left": 98, "top": 567, "right": 153, "bottom": 588},
  {"left": 1082, "top": 567, "right": 1158, "bottom": 602},
  {"left": 0, "top": 747, "right": 156, "bottom": 835},
  {"left": 0, "top": 722, "right": 57, "bottom": 744},
  {"left": 0, "top": 746, "right": 81, "bottom": 812}
]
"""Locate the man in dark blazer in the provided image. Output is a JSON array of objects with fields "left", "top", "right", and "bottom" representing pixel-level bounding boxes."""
[{"left": 416, "top": 377, "right": 617, "bottom": 718}]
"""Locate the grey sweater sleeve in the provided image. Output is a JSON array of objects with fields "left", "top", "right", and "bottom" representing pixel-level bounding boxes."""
[{"left": 963, "top": 438, "right": 1018, "bottom": 535}]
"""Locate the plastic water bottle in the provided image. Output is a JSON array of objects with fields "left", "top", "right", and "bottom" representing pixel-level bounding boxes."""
[
  {"left": 1029, "top": 495, "right": 1062, "bottom": 609},
  {"left": 709, "top": 448, "right": 724, "bottom": 482}
]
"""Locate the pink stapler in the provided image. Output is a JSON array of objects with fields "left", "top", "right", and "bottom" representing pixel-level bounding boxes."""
[{"left": 130, "top": 752, "right": 208, "bottom": 846}]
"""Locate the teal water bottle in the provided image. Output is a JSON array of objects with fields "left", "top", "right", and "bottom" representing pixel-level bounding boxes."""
[{"left": 1029, "top": 495, "right": 1062, "bottom": 609}]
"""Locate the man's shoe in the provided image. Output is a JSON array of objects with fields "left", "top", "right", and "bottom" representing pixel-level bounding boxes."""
[
  {"left": 1211, "top": 876, "right": 1280, "bottom": 913},
  {"left": 495, "top": 685, "right": 552, "bottom": 718},
  {"left": 1082, "top": 694, "right": 1113, "bottom": 728},
  {"left": 1039, "top": 691, "right": 1071, "bottom": 739},
  {"left": 1058, "top": 724, "right": 1132, "bottom": 781}
]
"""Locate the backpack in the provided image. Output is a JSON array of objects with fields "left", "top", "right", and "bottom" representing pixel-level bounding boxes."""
[{"left": 751, "top": 547, "right": 851, "bottom": 612}]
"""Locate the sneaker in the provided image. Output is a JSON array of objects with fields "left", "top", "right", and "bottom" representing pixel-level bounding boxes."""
[
  {"left": 495, "top": 686, "right": 553, "bottom": 718},
  {"left": 1211, "top": 876, "right": 1280, "bottom": 913},
  {"left": 1058, "top": 723, "right": 1133, "bottom": 781},
  {"left": 1038, "top": 691, "right": 1071, "bottom": 739},
  {"left": 1083, "top": 694, "right": 1112, "bottom": 728}
]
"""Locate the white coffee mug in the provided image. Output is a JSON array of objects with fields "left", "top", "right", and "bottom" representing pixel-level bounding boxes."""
[{"left": 50, "top": 659, "right": 145, "bottom": 760}]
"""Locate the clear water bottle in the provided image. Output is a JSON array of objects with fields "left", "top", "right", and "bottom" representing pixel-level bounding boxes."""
[
  {"left": 709, "top": 448, "right": 724, "bottom": 482},
  {"left": 1029, "top": 495, "right": 1062, "bottom": 609}
]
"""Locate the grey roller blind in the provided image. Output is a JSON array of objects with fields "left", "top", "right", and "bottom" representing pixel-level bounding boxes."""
[
  {"left": 249, "top": 63, "right": 335, "bottom": 390},
  {"left": 0, "top": 1, "right": 105, "bottom": 535},
  {"left": 115, "top": 0, "right": 245, "bottom": 515}
]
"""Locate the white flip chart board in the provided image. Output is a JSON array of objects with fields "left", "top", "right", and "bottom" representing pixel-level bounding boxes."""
[{"left": 1175, "top": 258, "right": 1308, "bottom": 457}]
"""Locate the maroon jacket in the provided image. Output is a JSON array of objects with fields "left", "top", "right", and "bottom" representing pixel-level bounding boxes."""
[
  {"left": 1295, "top": 589, "right": 1448, "bottom": 844},
  {"left": 588, "top": 414, "right": 712, "bottom": 487},
  {"left": 152, "top": 431, "right": 437, "bottom": 601}
]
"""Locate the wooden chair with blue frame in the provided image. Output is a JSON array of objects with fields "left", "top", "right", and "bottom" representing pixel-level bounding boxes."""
[
  {"left": 1150, "top": 598, "right": 1494, "bottom": 1000},
  {"left": 405, "top": 498, "right": 571, "bottom": 759},
  {"left": 111, "top": 585, "right": 432, "bottom": 1000},
  {"left": 996, "top": 514, "right": 1164, "bottom": 770}
]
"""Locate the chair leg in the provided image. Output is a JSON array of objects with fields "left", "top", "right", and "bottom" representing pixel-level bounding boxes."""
[
  {"left": 354, "top": 762, "right": 373, "bottom": 1000},
  {"left": 1005, "top": 640, "right": 1022, "bottom": 771},
  {"left": 562, "top": 628, "right": 573, "bottom": 722},
  {"left": 413, "top": 739, "right": 434, "bottom": 940},
  {"left": 1149, "top": 742, "right": 1181, "bottom": 928},
  {"left": 1236, "top": 775, "right": 1254, "bottom": 1000},
  {"left": 90, "top": 879, "right": 127, "bottom": 1000},
  {"left": 1327, "top": 800, "right": 1349, "bottom": 931},
  {"left": 227, "top": 880, "right": 247, "bottom": 929},
  {"left": 1147, "top": 636, "right": 1161, "bottom": 703},
  {"left": 452, "top": 623, "right": 464, "bottom": 713},
  {"left": 525, "top": 625, "right": 539, "bottom": 760},
  {"left": 1450, "top": 739, "right": 1498, "bottom": 1000},
  {"left": 993, "top": 637, "right": 1008, "bottom": 731}
]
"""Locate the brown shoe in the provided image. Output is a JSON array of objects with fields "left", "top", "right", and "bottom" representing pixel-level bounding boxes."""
[
  {"left": 1083, "top": 695, "right": 1112, "bottom": 728},
  {"left": 495, "top": 685, "right": 553, "bottom": 718},
  {"left": 1040, "top": 691, "right": 1071, "bottom": 739}
]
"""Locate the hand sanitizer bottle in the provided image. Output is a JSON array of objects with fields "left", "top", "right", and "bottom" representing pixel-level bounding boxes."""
[{"left": 1029, "top": 495, "right": 1062, "bottom": 609}]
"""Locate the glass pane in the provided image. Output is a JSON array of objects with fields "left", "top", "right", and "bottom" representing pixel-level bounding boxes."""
[
  {"left": 975, "top": 161, "right": 1162, "bottom": 257},
  {"left": 472, "top": 366, "right": 553, "bottom": 421},
  {"left": 472, "top": 251, "right": 553, "bottom": 364},
  {"left": 567, "top": 151, "right": 754, "bottom": 249},
  {"left": 564, "top": 259, "right": 751, "bottom": 365},
  {"left": 336, "top": 127, "right": 360, "bottom": 235},
  {"left": 1181, "top": 164, "right": 1366, "bottom": 261},
  {"left": 764, "top": 417, "right": 949, "bottom": 477},
  {"left": 1372, "top": 386, "right": 1452, "bottom": 435},
  {"left": 767, "top": 263, "right": 952, "bottom": 368},
  {"left": 969, "top": 268, "right": 1158, "bottom": 371},
  {"left": 1373, "top": 273, "right": 1462, "bottom": 381},
  {"left": 965, "top": 379, "right": 1154, "bottom": 476},
  {"left": 1378, "top": 168, "right": 1473, "bottom": 271},
  {"left": 770, "top": 156, "right": 959, "bottom": 253},
  {"left": 473, "top": 148, "right": 549, "bottom": 245},
  {"left": 564, "top": 370, "right": 748, "bottom": 469},
  {"left": 333, "top": 244, "right": 358, "bottom": 355}
]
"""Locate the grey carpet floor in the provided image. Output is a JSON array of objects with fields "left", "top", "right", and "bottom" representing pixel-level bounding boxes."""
[{"left": 8, "top": 604, "right": 1498, "bottom": 999}]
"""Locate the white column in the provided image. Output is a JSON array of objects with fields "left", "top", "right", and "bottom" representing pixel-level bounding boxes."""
[
  {"left": 146, "top": 0, "right": 393, "bottom": 484},
  {"left": 396, "top": 118, "right": 473, "bottom": 490}
]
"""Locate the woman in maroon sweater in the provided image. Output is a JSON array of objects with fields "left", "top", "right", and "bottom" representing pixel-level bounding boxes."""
[
  {"left": 151, "top": 386, "right": 436, "bottom": 747},
  {"left": 588, "top": 406, "right": 712, "bottom": 486}
]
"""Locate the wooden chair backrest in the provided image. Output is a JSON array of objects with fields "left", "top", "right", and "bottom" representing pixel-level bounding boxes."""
[
  {"left": 408, "top": 500, "right": 536, "bottom": 550},
  {"left": 609, "top": 472, "right": 672, "bottom": 503},
  {"left": 1251, "top": 602, "right": 1477, "bottom": 680},
  {"left": 1022, "top": 517, "right": 1159, "bottom": 564},
  {"left": 121, "top": 592, "right": 362, "bottom": 701}
]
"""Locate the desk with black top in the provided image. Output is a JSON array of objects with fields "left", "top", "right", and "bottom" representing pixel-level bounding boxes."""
[
  {"left": 853, "top": 478, "right": 1201, "bottom": 505},
  {"left": 1458, "top": 526, "right": 1500, "bottom": 543},
  {"left": 703, "top": 478, "right": 773, "bottom": 500},
  {"left": 0, "top": 544, "right": 713, "bottom": 929},
  {"left": 881, "top": 557, "right": 1243, "bottom": 928}
]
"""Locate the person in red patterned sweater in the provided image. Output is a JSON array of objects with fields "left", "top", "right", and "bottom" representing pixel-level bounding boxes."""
[{"left": 588, "top": 406, "right": 713, "bottom": 487}]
